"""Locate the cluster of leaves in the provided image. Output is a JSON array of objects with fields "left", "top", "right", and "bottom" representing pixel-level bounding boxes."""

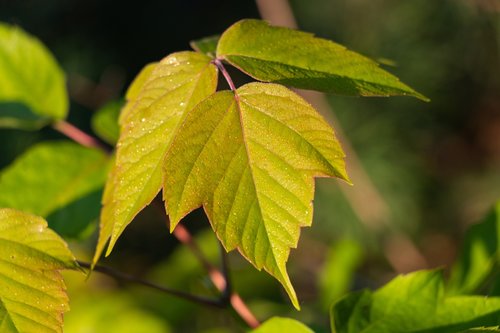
[{"left": 1, "top": 18, "right": 499, "bottom": 333}]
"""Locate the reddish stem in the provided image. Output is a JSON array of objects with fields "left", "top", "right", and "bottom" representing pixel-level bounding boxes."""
[
  {"left": 173, "top": 224, "right": 260, "bottom": 328},
  {"left": 53, "top": 120, "right": 109, "bottom": 152},
  {"left": 214, "top": 59, "right": 237, "bottom": 92}
]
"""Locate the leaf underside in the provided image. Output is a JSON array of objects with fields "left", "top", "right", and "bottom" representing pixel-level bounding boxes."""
[
  {"left": 0, "top": 23, "right": 68, "bottom": 129},
  {"left": 217, "top": 19, "right": 428, "bottom": 101},
  {"left": 94, "top": 51, "right": 218, "bottom": 264},
  {"left": 0, "top": 209, "right": 77, "bottom": 333},
  {"left": 331, "top": 270, "right": 500, "bottom": 333},
  {"left": 163, "top": 82, "right": 348, "bottom": 309}
]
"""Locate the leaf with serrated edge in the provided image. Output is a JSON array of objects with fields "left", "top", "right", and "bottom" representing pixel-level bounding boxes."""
[
  {"left": 163, "top": 83, "right": 348, "bottom": 309},
  {"left": 0, "top": 23, "right": 68, "bottom": 127},
  {"left": 93, "top": 52, "right": 218, "bottom": 264},
  {"left": 217, "top": 19, "right": 428, "bottom": 101},
  {"left": 0, "top": 209, "right": 77, "bottom": 333}
]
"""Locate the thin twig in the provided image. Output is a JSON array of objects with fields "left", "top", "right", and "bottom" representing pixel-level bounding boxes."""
[
  {"left": 173, "top": 223, "right": 260, "bottom": 328},
  {"left": 77, "top": 260, "right": 228, "bottom": 308},
  {"left": 154, "top": 198, "right": 260, "bottom": 327}
]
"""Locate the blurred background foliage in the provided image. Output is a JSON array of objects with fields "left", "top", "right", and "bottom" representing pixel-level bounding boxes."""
[{"left": 0, "top": 0, "right": 499, "bottom": 332}]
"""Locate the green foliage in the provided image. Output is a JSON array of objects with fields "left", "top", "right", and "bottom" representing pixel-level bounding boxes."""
[
  {"left": 163, "top": 83, "right": 347, "bottom": 308},
  {"left": 448, "top": 202, "right": 500, "bottom": 295},
  {"left": 93, "top": 17, "right": 426, "bottom": 308},
  {"left": 250, "top": 317, "right": 314, "bottom": 333},
  {"left": 217, "top": 19, "right": 428, "bottom": 100},
  {"left": 190, "top": 35, "right": 219, "bottom": 58},
  {"left": 0, "top": 141, "right": 109, "bottom": 238},
  {"left": 330, "top": 270, "right": 500, "bottom": 333},
  {"left": 91, "top": 100, "right": 123, "bottom": 145},
  {"left": 0, "top": 23, "right": 68, "bottom": 129},
  {"left": 319, "top": 239, "right": 363, "bottom": 309},
  {"left": 0, "top": 209, "right": 77, "bottom": 333},
  {"left": 64, "top": 293, "right": 171, "bottom": 333},
  {"left": 0, "top": 17, "right": 444, "bottom": 332},
  {"left": 94, "top": 52, "right": 218, "bottom": 264}
]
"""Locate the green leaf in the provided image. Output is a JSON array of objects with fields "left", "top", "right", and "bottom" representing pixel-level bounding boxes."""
[
  {"left": 448, "top": 202, "right": 500, "bottom": 295},
  {"left": 319, "top": 239, "right": 363, "bottom": 308},
  {"left": 122, "top": 63, "right": 158, "bottom": 115},
  {"left": 0, "top": 141, "right": 109, "bottom": 238},
  {"left": 163, "top": 82, "right": 348, "bottom": 309},
  {"left": 250, "top": 317, "right": 314, "bottom": 333},
  {"left": 0, "top": 208, "right": 77, "bottom": 333},
  {"left": 330, "top": 270, "right": 500, "bottom": 333},
  {"left": 94, "top": 52, "right": 218, "bottom": 264},
  {"left": 190, "top": 35, "right": 220, "bottom": 58},
  {"left": 63, "top": 293, "right": 171, "bottom": 333},
  {"left": 217, "top": 19, "right": 428, "bottom": 101},
  {"left": 91, "top": 99, "right": 123, "bottom": 145},
  {"left": 0, "top": 23, "right": 68, "bottom": 129}
]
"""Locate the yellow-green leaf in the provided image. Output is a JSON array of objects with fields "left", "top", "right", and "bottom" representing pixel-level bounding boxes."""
[
  {"left": 250, "top": 317, "right": 314, "bottom": 333},
  {"left": 163, "top": 83, "right": 348, "bottom": 309},
  {"left": 0, "top": 209, "right": 77, "bottom": 333},
  {"left": 217, "top": 19, "right": 428, "bottom": 101},
  {"left": 0, "top": 23, "right": 68, "bottom": 129},
  {"left": 120, "top": 62, "right": 158, "bottom": 125},
  {"left": 94, "top": 52, "right": 217, "bottom": 264}
]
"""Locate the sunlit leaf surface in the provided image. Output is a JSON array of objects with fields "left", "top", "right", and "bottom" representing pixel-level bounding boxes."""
[
  {"left": 94, "top": 52, "right": 218, "bottom": 264},
  {"left": 0, "top": 209, "right": 77, "bottom": 333},
  {"left": 164, "top": 83, "right": 348, "bottom": 308},
  {"left": 217, "top": 19, "right": 428, "bottom": 100},
  {"left": 250, "top": 317, "right": 314, "bottom": 333}
]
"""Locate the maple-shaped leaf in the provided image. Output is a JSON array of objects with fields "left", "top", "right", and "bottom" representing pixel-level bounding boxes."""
[
  {"left": 163, "top": 82, "right": 348, "bottom": 309},
  {"left": 217, "top": 19, "right": 428, "bottom": 101},
  {"left": 0, "top": 208, "right": 78, "bottom": 333},
  {"left": 93, "top": 52, "right": 218, "bottom": 264}
]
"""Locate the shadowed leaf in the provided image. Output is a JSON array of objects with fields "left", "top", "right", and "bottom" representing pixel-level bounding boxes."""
[{"left": 0, "top": 142, "right": 109, "bottom": 238}]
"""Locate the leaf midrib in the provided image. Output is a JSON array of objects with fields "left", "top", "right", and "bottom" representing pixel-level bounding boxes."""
[{"left": 234, "top": 94, "right": 283, "bottom": 272}]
